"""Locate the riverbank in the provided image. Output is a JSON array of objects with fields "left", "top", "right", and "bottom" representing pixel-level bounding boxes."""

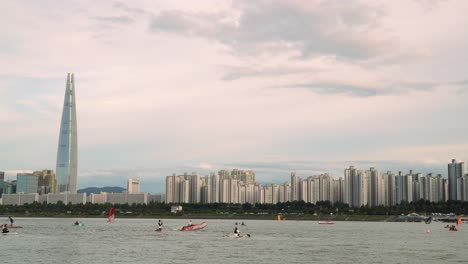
[{"left": 1, "top": 213, "right": 402, "bottom": 221}]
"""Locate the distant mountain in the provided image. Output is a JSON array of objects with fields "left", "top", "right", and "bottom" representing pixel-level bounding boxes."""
[{"left": 78, "top": 186, "right": 126, "bottom": 194}]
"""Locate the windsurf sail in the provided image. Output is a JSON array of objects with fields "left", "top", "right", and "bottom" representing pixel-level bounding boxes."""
[{"left": 108, "top": 207, "right": 115, "bottom": 223}]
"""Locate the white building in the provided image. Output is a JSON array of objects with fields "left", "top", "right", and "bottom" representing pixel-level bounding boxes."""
[{"left": 127, "top": 178, "right": 140, "bottom": 194}]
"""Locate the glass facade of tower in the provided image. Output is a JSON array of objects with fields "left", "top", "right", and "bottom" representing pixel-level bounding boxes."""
[{"left": 56, "top": 73, "right": 78, "bottom": 193}]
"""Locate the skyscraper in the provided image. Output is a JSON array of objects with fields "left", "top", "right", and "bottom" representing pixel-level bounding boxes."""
[
  {"left": 448, "top": 159, "right": 465, "bottom": 200},
  {"left": 0, "top": 171, "right": 4, "bottom": 197},
  {"left": 56, "top": 73, "right": 78, "bottom": 193}
]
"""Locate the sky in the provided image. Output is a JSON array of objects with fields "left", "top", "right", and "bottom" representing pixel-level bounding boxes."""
[{"left": 1, "top": 0, "right": 467, "bottom": 193}]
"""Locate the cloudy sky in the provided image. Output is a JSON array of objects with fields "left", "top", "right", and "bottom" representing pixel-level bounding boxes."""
[{"left": 1, "top": 0, "right": 467, "bottom": 192}]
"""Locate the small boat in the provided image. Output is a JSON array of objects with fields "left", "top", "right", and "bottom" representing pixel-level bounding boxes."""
[
  {"left": 181, "top": 222, "right": 207, "bottom": 231},
  {"left": 0, "top": 232, "right": 18, "bottom": 235},
  {"left": 155, "top": 227, "right": 162, "bottom": 232},
  {"left": 318, "top": 221, "right": 335, "bottom": 225}
]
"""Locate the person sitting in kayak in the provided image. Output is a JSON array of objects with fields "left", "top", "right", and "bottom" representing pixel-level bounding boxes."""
[
  {"left": 74, "top": 221, "right": 80, "bottom": 226},
  {"left": 188, "top": 220, "right": 193, "bottom": 227},
  {"left": 8, "top": 216, "right": 13, "bottom": 227},
  {"left": 2, "top": 224, "right": 9, "bottom": 233},
  {"left": 234, "top": 226, "right": 240, "bottom": 236}
]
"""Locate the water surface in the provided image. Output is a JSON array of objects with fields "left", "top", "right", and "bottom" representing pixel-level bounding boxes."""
[{"left": 1, "top": 218, "right": 467, "bottom": 263}]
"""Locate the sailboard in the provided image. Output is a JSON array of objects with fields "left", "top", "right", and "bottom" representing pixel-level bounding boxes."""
[{"left": 108, "top": 207, "right": 115, "bottom": 223}]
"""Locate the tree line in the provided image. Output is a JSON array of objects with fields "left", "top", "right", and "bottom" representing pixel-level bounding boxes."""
[{"left": 1, "top": 199, "right": 468, "bottom": 217}]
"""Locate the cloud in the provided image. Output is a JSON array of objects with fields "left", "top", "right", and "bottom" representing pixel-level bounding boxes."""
[
  {"left": 149, "top": 1, "right": 397, "bottom": 61},
  {"left": 93, "top": 16, "right": 134, "bottom": 24},
  {"left": 270, "top": 79, "right": 445, "bottom": 97}
]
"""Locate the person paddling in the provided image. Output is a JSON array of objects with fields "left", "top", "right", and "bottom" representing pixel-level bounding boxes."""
[
  {"left": 157, "top": 220, "right": 163, "bottom": 231},
  {"left": 8, "top": 216, "right": 14, "bottom": 227},
  {"left": 74, "top": 221, "right": 80, "bottom": 226},
  {"left": 234, "top": 226, "right": 240, "bottom": 237},
  {"left": 2, "top": 224, "right": 9, "bottom": 233}
]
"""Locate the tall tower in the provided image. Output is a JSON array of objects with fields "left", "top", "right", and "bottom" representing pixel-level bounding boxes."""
[{"left": 56, "top": 73, "right": 78, "bottom": 193}]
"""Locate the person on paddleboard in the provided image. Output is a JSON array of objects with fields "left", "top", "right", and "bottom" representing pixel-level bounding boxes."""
[
  {"left": 2, "top": 224, "right": 9, "bottom": 233},
  {"left": 157, "top": 220, "right": 163, "bottom": 230},
  {"left": 8, "top": 216, "right": 13, "bottom": 227},
  {"left": 234, "top": 226, "right": 240, "bottom": 237}
]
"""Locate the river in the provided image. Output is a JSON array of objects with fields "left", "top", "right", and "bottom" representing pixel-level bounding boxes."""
[{"left": 1, "top": 218, "right": 467, "bottom": 263}]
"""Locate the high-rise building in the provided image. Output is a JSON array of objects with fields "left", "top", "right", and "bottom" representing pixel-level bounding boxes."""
[
  {"left": 0, "top": 171, "right": 4, "bottom": 197},
  {"left": 290, "top": 172, "right": 301, "bottom": 201},
  {"left": 56, "top": 73, "right": 78, "bottom": 193},
  {"left": 345, "top": 166, "right": 368, "bottom": 207},
  {"left": 16, "top": 173, "right": 39, "bottom": 194},
  {"left": 367, "top": 167, "right": 381, "bottom": 207},
  {"left": 34, "top": 170, "right": 56, "bottom": 194},
  {"left": 448, "top": 159, "right": 465, "bottom": 200},
  {"left": 127, "top": 178, "right": 140, "bottom": 194}
]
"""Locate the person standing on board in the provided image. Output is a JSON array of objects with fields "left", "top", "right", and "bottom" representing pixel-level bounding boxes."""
[
  {"left": 8, "top": 216, "right": 13, "bottom": 227},
  {"left": 157, "top": 220, "right": 163, "bottom": 231},
  {"left": 234, "top": 226, "right": 240, "bottom": 237}
]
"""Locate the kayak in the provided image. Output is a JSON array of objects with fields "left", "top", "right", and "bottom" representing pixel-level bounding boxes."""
[
  {"left": 318, "top": 221, "right": 335, "bottom": 225},
  {"left": 8, "top": 226, "right": 23, "bottom": 228},
  {"left": 1, "top": 232, "right": 18, "bottom": 235},
  {"left": 73, "top": 223, "right": 85, "bottom": 227},
  {"left": 181, "top": 222, "right": 207, "bottom": 231}
]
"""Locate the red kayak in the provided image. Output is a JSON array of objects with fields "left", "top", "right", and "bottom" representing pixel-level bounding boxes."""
[
  {"left": 8, "top": 226, "right": 23, "bottom": 228},
  {"left": 181, "top": 222, "right": 207, "bottom": 231}
]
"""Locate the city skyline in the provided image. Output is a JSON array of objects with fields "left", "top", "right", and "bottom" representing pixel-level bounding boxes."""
[{"left": 1, "top": 1, "right": 468, "bottom": 191}]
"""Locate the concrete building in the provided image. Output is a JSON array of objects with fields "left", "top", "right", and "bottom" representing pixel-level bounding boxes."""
[
  {"left": 448, "top": 159, "right": 465, "bottom": 201},
  {"left": 90, "top": 192, "right": 108, "bottom": 204},
  {"left": 127, "top": 178, "right": 140, "bottom": 194},
  {"left": 290, "top": 172, "right": 301, "bottom": 201},
  {"left": 2, "top": 193, "right": 39, "bottom": 205},
  {"left": 0, "top": 171, "right": 4, "bottom": 197}
]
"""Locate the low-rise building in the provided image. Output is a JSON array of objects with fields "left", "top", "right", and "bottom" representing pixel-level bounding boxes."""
[{"left": 2, "top": 193, "right": 39, "bottom": 205}]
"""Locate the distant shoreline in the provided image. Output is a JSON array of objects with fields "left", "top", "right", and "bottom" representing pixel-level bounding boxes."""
[{"left": 1, "top": 214, "right": 412, "bottom": 222}]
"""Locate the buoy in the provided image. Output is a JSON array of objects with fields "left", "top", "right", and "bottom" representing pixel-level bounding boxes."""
[{"left": 426, "top": 229, "right": 430, "bottom": 234}]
